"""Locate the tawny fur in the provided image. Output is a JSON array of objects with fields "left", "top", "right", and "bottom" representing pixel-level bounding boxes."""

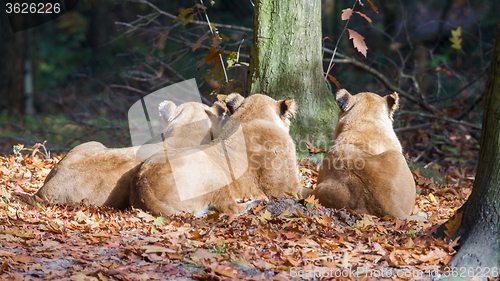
[
  {"left": 131, "top": 94, "right": 301, "bottom": 215},
  {"left": 311, "top": 90, "right": 416, "bottom": 219},
  {"left": 36, "top": 101, "right": 226, "bottom": 208}
]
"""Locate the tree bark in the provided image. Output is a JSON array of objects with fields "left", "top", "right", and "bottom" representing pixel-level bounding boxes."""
[
  {"left": 247, "top": 0, "right": 338, "bottom": 155},
  {"left": 444, "top": 18, "right": 500, "bottom": 280}
]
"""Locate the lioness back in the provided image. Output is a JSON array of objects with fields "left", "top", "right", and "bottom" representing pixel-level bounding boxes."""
[{"left": 312, "top": 89, "right": 416, "bottom": 219}]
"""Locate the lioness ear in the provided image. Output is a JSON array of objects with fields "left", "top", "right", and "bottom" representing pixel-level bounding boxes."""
[
  {"left": 225, "top": 93, "right": 245, "bottom": 114},
  {"left": 278, "top": 99, "right": 297, "bottom": 121},
  {"left": 336, "top": 89, "right": 354, "bottom": 111},
  {"left": 205, "top": 101, "right": 227, "bottom": 117},
  {"left": 158, "top": 100, "right": 176, "bottom": 123},
  {"left": 385, "top": 92, "right": 399, "bottom": 120}
]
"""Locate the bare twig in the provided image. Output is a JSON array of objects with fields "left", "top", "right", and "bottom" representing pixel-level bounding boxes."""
[
  {"left": 127, "top": 0, "right": 252, "bottom": 32},
  {"left": 322, "top": 48, "right": 438, "bottom": 114},
  {"left": 324, "top": 0, "right": 358, "bottom": 80},
  {"left": 455, "top": 94, "right": 484, "bottom": 121},
  {"left": 110, "top": 85, "right": 148, "bottom": 95},
  {"left": 394, "top": 123, "right": 433, "bottom": 133},
  {"left": 398, "top": 110, "right": 481, "bottom": 130}
]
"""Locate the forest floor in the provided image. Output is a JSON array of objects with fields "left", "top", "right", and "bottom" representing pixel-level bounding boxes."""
[{"left": 0, "top": 143, "right": 476, "bottom": 280}]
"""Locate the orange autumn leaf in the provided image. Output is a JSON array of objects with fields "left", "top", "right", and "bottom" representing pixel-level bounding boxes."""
[
  {"left": 325, "top": 73, "right": 341, "bottom": 88},
  {"left": 366, "top": 0, "right": 379, "bottom": 13},
  {"left": 354, "top": 11, "right": 372, "bottom": 26},
  {"left": 444, "top": 210, "right": 463, "bottom": 239}
]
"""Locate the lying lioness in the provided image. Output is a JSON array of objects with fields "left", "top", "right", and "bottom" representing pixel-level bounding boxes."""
[
  {"left": 130, "top": 94, "right": 301, "bottom": 215},
  {"left": 311, "top": 89, "right": 416, "bottom": 219},
  {"left": 36, "top": 101, "right": 227, "bottom": 209}
]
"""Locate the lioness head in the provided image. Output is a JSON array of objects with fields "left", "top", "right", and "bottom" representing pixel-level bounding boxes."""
[
  {"left": 333, "top": 89, "right": 401, "bottom": 154},
  {"left": 229, "top": 93, "right": 297, "bottom": 129},
  {"left": 336, "top": 89, "right": 398, "bottom": 123}
]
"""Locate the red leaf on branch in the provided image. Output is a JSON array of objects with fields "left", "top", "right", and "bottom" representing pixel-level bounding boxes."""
[
  {"left": 354, "top": 11, "right": 372, "bottom": 26},
  {"left": 347, "top": 29, "right": 368, "bottom": 57},
  {"left": 366, "top": 0, "right": 379, "bottom": 13},
  {"left": 341, "top": 8, "right": 353, "bottom": 20}
]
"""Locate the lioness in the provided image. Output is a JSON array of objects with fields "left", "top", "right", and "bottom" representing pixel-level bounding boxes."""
[
  {"left": 36, "top": 101, "right": 227, "bottom": 209},
  {"left": 311, "top": 89, "right": 416, "bottom": 219},
  {"left": 130, "top": 94, "right": 301, "bottom": 215}
]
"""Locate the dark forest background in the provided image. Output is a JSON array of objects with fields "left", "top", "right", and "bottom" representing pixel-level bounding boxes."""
[{"left": 0, "top": 0, "right": 498, "bottom": 169}]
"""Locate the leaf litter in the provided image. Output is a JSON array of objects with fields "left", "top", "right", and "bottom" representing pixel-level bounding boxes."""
[{"left": 0, "top": 144, "right": 474, "bottom": 280}]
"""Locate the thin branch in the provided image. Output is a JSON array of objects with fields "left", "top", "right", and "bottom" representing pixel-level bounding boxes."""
[
  {"left": 110, "top": 85, "right": 148, "bottom": 95},
  {"left": 324, "top": 0, "right": 358, "bottom": 80},
  {"left": 394, "top": 123, "right": 433, "bottom": 133},
  {"left": 127, "top": 0, "right": 252, "bottom": 33},
  {"left": 398, "top": 110, "right": 481, "bottom": 130},
  {"left": 455, "top": 94, "right": 484, "bottom": 121},
  {"left": 322, "top": 48, "right": 438, "bottom": 114}
]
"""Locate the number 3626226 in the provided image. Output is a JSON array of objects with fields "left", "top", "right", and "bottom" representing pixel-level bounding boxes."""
[{"left": 6, "top": 3, "right": 61, "bottom": 14}]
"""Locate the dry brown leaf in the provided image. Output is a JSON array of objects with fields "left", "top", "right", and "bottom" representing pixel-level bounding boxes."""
[
  {"left": 444, "top": 210, "right": 463, "bottom": 239},
  {"left": 341, "top": 8, "right": 353, "bottom": 20},
  {"left": 347, "top": 29, "right": 368, "bottom": 57},
  {"left": 190, "top": 248, "right": 219, "bottom": 263},
  {"left": 141, "top": 245, "right": 176, "bottom": 254}
]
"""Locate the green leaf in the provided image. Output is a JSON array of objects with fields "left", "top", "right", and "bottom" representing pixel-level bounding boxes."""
[
  {"left": 183, "top": 14, "right": 195, "bottom": 26},
  {"left": 446, "top": 147, "right": 458, "bottom": 155},
  {"left": 153, "top": 216, "right": 166, "bottom": 226},
  {"left": 419, "top": 167, "right": 444, "bottom": 185},
  {"left": 449, "top": 26, "right": 462, "bottom": 50},
  {"left": 227, "top": 52, "right": 239, "bottom": 69}
]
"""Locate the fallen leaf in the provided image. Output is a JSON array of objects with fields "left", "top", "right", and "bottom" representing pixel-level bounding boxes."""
[
  {"left": 12, "top": 254, "right": 32, "bottom": 263},
  {"left": 74, "top": 210, "right": 88, "bottom": 223},
  {"left": 253, "top": 260, "right": 275, "bottom": 270},
  {"left": 418, "top": 248, "right": 449, "bottom": 263},
  {"left": 356, "top": 215, "right": 375, "bottom": 228},
  {"left": 136, "top": 210, "right": 155, "bottom": 222},
  {"left": 258, "top": 210, "right": 272, "bottom": 223},
  {"left": 70, "top": 274, "right": 98, "bottom": 281},
  {"left": 190, "top": 248, "right": 219, "bottom": 263},
  {"left": 141, "top": 245, "right": 176, "bottom": 254},
  {"left": 444, "top": 210, "right": 463, "bottom": 239}
]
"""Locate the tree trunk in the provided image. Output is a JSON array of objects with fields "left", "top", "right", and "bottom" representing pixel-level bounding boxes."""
[
  {"left": 247, "top": 0, "right": 338, "bottom": 155},
  {"left": 444, "top": 19, "right": 500, "bottom": 280},
  {"left": 0, "top": 15, "right": 25, "bottom": 115}
]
